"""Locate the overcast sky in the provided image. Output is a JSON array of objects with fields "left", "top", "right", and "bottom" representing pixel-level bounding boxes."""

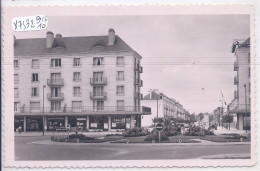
[{"left": 14, "top": 15, "right": 250, "bottom": 114}]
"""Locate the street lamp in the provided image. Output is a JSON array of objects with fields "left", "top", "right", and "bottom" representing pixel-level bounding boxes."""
[
  {"left": 42, "top": 85, "right": 46, "bottom": 136},
  {"left": 244, "top": 84, "right": 247, "bottom": 133}
]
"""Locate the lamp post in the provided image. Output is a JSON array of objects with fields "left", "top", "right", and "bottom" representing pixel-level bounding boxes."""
[
  {"left": 244, "top": 84, "right": 247, "bottom": 133},
  {"left": 42, "top": 85, "right": 46, "bottom": 136}
]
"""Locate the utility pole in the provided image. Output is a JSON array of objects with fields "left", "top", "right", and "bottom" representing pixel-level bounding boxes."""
[{"left": 42, "top": 85, "right": 46, "bottom": 136}]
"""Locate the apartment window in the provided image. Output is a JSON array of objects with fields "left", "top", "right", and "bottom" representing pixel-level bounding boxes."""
[
  {"left": 31, "top": 87, "right": 39, "bottom": 97},
  {"left": 32, "top": 59, "right": 39, "bottom": 68},
  {"left": 73, "top": 72, "right": 81, "bottom": 81},
  {"left": 117, "top": 100, "right": 124, "bottom": 110},
  {"left": 248, "top": 53, "right": 250, "bottom": 63},
  {"left": 72, "top": 101, "right": 82, "bottom": 112},
  {"left": 14, "top": 74, "right": 19, "bottom": 83},
  {"left": 116, "top": 71, "right": 124, "bottom": 81},
  {"left": 32, "top": 73, "right": 39, "bottom": 82},
  {"left": 117, "top": 86, "right": 124, "bottom": 95},
  {"left": 93, "top": 86, "right": 104, "bottom": 96},
  {"left": 94, "top": 101, "right": 104, "bottom": 110},
  {"left": 14, "top": 60, "right": 19, "bottom": 69},
  {"left": 14, "top": 102, "right": 20, "bottom": 111},
  {"left": 51, "top": 102, "right": 61, "bottom": 111},
  {"left": 93, "top": 57, "right": 103, "bottom": 66},
  {"left": 116, "top": 56, "right": 125, "bottom": 66},
  {"left": 248, "top": 67, "right": 250, "bottom": 77},
  {"left": 73, "top": 58, "right": 81, "bottom": 67},
  {"left": 14, "top": 88, "right": 19, "bottom": 98},
  {"left": 30, "top": 102, "right": 40, "bottom": 111},
  {"left": 51, "top": 58, "right": 61, "bottom": 67},
  {"left": 73, "top": 87, "right": 81, "bottom": 97}
]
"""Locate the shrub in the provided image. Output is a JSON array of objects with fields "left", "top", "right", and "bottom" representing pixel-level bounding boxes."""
[
  {"left": 123, "top": 127, "right": 150, "bottom": 137},
  {"left": 69, "top": 134, "right": 85, "bottom": 139},
  {"left": 144, "top": 131, "right": 169, "bottom": 142}
]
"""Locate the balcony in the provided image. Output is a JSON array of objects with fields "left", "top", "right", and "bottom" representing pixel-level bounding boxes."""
[
  {"left": 135, "top": 64, "right": 143, "bottom": 73},
  {"left": 90, "top": 92, "right": 107, "bottom": 100},
  {"left": 234, "top": 76, "right": 239, "bottom": 85},
  {"left": 234, "top": 61, "right": 238, "bottom": 71},
  {"left": 228, "top": 104, "right": 250, "bottom": 114},
  {"left": 47, "top": 93, "right": 64, "bottom": 101},
  {"left": 90, "top": 78, "right": 107, "bottom": 85},
  {"left": 14, "top": 106, "right": 149, "bottom": 116},
  {"left": 139, "top": 80, "right": 143, "bottom": 87},
  {"left": 135, "top": 78, "right": 143, "bottom": 86},
  {"left": 234, "top": 90, "right": 238, "bottom": 99},
  {"left": 47, "top": 79, "right": 64, "bottom": 86},
  {"left": 135, "top": 92, "right": 143, "bottom": 100}
]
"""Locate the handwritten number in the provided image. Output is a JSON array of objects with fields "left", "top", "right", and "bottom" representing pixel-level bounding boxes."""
[
  {"left": 13, "top": 20, "right": 18, "bottom": 30},
  {"left": 31, "top": 20, "right": 35, "bottom": 28},
  {"left": 36, "top": 16, "right": 41, "bottom": 24},
  {"left": 26, "top": 19, "right": 30, "bottom": 28}
]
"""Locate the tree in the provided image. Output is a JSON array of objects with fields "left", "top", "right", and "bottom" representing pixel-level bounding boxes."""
[
  {"left": 152, "top": 117, "right": 164, "bottom": 126},
  {"left": 222, "top": 115, "right": 234, "bottom": 130},
  {"left": 198, "top": 113, "right": 204, "bottom": 121},
  {"left": 190, "top": 114, "right": 196, "bottom": 123}
]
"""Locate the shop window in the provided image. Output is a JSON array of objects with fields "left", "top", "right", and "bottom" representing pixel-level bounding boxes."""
[
  {"left": 32, "top": 73, "right": 39, "bottom": 82},
  {"left": 26, "top": 117, "right": 43, "bottom": 131},
  {"left": 14, "top": 117, "right": 24, "bottom": 132},
  {"left": 73, "top": 58, "right": 81, "bottom": 67},
  {"left": 111, "top": 115, "right": 126, "bottom": 129},
  {"left": 51, "top": 58, "right": 61, "bottom": 67},
  {"left": 47, "top": 117, "right": 65, "bottom": 131},
  {"left": 116, "top": 56, "right": 125, "bottom": 66},
  {"left": 89, "top": 116, "right": 108, "bottom": 130},
  {"left": 32, "top": 59, "right": 39, "bottom": 68}
]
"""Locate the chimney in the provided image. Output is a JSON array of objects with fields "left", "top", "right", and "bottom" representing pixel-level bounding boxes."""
[
  {"left": 55, "top": 34, "right": 62, "bottom": 38},
  {"left": 149, "top": 90, "right": 152, "bottom": 99},
  {"left": 46, "top": 31, "right": 54, "bottom": 48},
  {"left": 108, "top": 28, "right": 115, "bottom": 46}
]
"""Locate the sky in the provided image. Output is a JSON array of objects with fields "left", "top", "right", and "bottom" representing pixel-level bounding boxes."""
[{"left": 14, "top": 15, "right": 250, "bottom": 114}]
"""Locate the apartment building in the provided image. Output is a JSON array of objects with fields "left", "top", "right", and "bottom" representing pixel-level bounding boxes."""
[
  {"left": 228, "top": 38, "right": 250, "bottom": 130},
  {"left": 141, "top": 90, "right": 189, "bottom": 127},
  {"left": 14, "top": 29, "right": 151, "bottom": 132}
]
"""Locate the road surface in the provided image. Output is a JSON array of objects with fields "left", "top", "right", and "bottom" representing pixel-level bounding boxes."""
[{"left": 15, "top": 136, "right": 250, "bottom": 160}]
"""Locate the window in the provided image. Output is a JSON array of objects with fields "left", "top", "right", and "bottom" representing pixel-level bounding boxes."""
[
  {"left": 116, "top": 71, "right": 124, "bottom": 81},
  {"left": 51, "top": 58, "right": 61, "bottom": 67},
  {"left": 14, "top": 88, "right": 19, "bottom": 98},
  {"left": 72, "top": 101, "right": 82, "bottom": 112},
  {"left": 51, "top": 87, "right": 61, "bottom": 97},
  {"left": 73, "top": 58, "right": 81, "bottom": 67},
  {"left": 30, "top": 102, "right": 40, "bottom": 111},
  {"left": 51, "top": 102, "right": 61, "bottom": 111},
  {"left": 32, "top": 59, "right": 39, "bottom": 68},
  {"left": 73, "top": 72, "right": 81, "bottom": 81},
  {"left": 32, "top": 73, "right": 39, "bottom": 82},
  {"left": 116, "top": 57, "right": 125, "bottom": 66},
  {"left": 248, "top": 67, "right": 250, "bottom": 77},
  {"left": 93, "top": 86, "right": 104, "bottom": 96},
  {"left": 73, "top": 87, "right": 81, "bottom": 96},
  {"left": 14, "top": 60, "right": 19, "bottom": 69},
  {"left": 93, "top": 57, "right": 104, "bottom": 66},
  {"left": 14, "top": 74, "right": 19, "bottom": 83},
  {"left": 116, "top": 86, "right": 124, "bottom": 95},
  {"left": 31, "top": 87, "right": 39, "bottom": 97},
  {"left": 14, "top": 102, "right": 20, "bottom": 111},
  {"left": 248, "top": 53, "right": 250, "bottom": 63},
  {"left": 117, "top": 100, "right": 124, "bottom": 110},
  {"left": 94, "top": 101, "right": 104, "bottom": 110}
]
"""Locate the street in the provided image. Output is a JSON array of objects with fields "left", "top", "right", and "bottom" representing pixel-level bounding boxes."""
[{"left": 15, "top": 136, "right": 250, "bottom": 160}]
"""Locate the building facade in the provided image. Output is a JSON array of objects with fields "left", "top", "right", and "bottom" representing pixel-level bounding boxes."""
[
  {"left": 228, "top": 38, "right": 250, "bottom": 130},
  {"left": 141, "top": 90, "right": 190, "bottom": 127},
  {"left": 14, "top": 29, "right": 151, "bottom": 132}
]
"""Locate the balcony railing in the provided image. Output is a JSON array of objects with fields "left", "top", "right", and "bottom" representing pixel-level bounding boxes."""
[
  {"left": 47, "top": 79, "right": 64, "bottom": 86},
  {"left": 228, "top": 104, "right": 250, "bottom": 114},
  {"left": 14, "top": 106, "right": 151, "bottom": 115},
  {"left": 135, "top": 64, "right": 143, "bottom": 73},
  {"left": 139, "top": 80, "right": 143, "bottom": 87},
  {"left": 234, "top": 90, "right": 238, "bottom": 99},
  {"left": 135, "top": 78, "right": 143, "bottom": 86},
  {"left": 234, "top": 61, "right": 238, "bottom": 71},
  {"left": 135, "top": 92, "right": 143, "bottom": 100},
  {"left": 47, "top": 93, "right": 64, "bottom": 101},
  {"left": 90, "top": 78, "right": 107, "bottom": 85},
  {"left": 234, "top": 76, "right": 239, "bottom": 85},
  {"left": 90, "top": 92, "right": 107, "bottom": 100}
]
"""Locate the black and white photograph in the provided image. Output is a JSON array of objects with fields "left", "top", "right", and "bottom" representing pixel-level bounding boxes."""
[{"left": 2, "top": 4, "right": 256, "bottom": 167}]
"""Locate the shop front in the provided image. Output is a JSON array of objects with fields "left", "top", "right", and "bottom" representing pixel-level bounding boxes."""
[
  {"left": 14, "top": 116, "right": 24, "bottom": 132},
  {"left": 111, "top": 115, "right": 131, "bottom": 130},
  {"left": 47, "top": 116, "right": 65, "bottom": 131},
  {"left": 26, "top": 116, "right": 43, "bottom": 131},
  {"left": 68, "top": 116, "right": 87, "bottom": 131},
  {"left": 89, "top": 115, "right": 109, "bottom": 131}
]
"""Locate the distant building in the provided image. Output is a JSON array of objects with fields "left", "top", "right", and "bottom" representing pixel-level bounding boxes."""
[
  {"left": 14, "top": 29, "right": 151, "bottom": 132},
  {"left": 141, "top": 90, "right": 189, "bottom": 127},
  {"left": 228, "top": 38, "right": 250, "bottom": 130}
]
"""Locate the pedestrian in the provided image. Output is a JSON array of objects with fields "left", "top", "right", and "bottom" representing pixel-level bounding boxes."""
[{"left": 18, "top": 125, "right": 22, "bottom": 133}]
